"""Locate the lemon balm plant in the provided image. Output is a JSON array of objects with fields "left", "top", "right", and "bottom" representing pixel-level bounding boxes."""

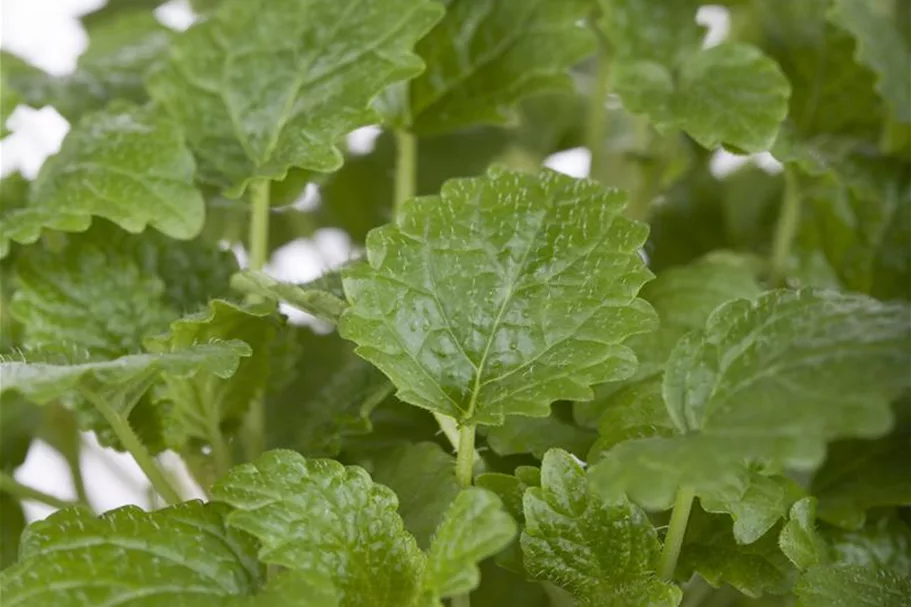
[{"left": 1, "top": 0, "right": 909, "bottom": 605}]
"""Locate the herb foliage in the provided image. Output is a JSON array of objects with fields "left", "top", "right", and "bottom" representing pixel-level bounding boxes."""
[{"left": 0, "top": 0, "right": 909, "bottom": 605}]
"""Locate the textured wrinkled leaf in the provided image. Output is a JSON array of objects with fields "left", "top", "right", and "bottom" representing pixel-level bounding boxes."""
[
  {"left": 795, "top": 565, "right": 911, "bottom": 607},
  {"left": 9, "top": 225, "right": 237, "bottom": 354},
  {"left": 340, "top": 167, "right": 656, "bottom": 426},
  {"left": 780, "top": 498, "right": 831, "bottom": 571},
  {"left": 0, "top": 342, "right": 249, "bottom": 412},
  {"left": 145, "top": 300, "right": 279, "bottom": 450},
  {"left": 828, "top": 0, "right": 910, "bottom": 123},
  {"left": 521, "top": 449, "right": 681, "bottom": 606},
  {"left": 403, "top": 0, "right": 594, "bottom": 135},
  {"left": 424, "top": 488, "right": 516, "bottom": 599},
  {"left": 53, "top": 9, "right": 172, "bottom": 121},
  {"left": 0, "top": 501, "right": 264, "bottom": 606},
  {"left": 0, "top": 103, "right": 205, "bottom": 257},
  {"left": 266, "top": 328, "right": 392, "bottom": 458},
  {"left": 231, "top": 270, "right": 347, "bottom": 324},
  {"left": 11, "top": 236, "right": 176, "bottom": 356},
  {"left": 591, "top": 290, "right": 911, "bottom": 510},
  {"left": 678, "top": 507, "right": 795, "bottom": 597},
  {"left": 613, "top": 44, "right": 790, "bottom": 153},
  {"left": 368, "top": 442, "right": 460, "bottom": 549},
  {"left": 598, "top": 0, "right": 703, "bottom": 66},
  {"left": 146, "top": 0, "right": 443, "bottom": 195},
  {"left": 812, "top": 418, "right": 911, "bottom": 530},
  {"left": 211, "top": 450, "right": 425, "bottom": 606},
  {"left": 484, "top": 404, "right": 595, "bottom": 459}
]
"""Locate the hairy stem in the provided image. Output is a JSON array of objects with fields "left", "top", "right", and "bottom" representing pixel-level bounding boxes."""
[
  {"left": 770, "top": 167, "right": 800, "bottom": 286},
  {"left": 88, "top": 394, "right": 182, "bottom": 505},
  {"left": 455, "top": 424, "right": 476, "bottom": 488},
  {"left": 0, "top": 470, "right": 81, "bottom": 510},
  {"left": 394, "top": 129, "right": 416, "bottom": 215},
  {"left": 659, "top": 487, "right": 695, "bottom": 581},
  {"left": 585, "top": 47, "right": 611, "bottom": 183}
]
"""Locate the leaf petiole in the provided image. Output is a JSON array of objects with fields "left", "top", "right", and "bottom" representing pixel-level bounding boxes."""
[
  {"left": 659, "top": 487, "right": 695, "bottom": 581},
  {"left": 455, "top": 424, "right": 476, "bottom": 488},
  {"left": 84, "top": 391, "right": 183, "bottom": 505},
  {"left": 769, "top": 167, "right": 800, "bottom": 286},
  {"left": 394, "top": 129, "right": 417, "bottom": 215},
  {"left": 243, "top": 178, "right": 271, "bottom": 461}
]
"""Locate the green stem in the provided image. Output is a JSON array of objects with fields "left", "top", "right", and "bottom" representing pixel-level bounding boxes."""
[
  {"left": 207, "top": 420, "right": 232, "bottom": 479},
  {"left": 394, "top": 129, "right": 416, "bottom": 215},
  {"left": 659, "top": 487, "right": 695, "bottom": 581},
  {"left": 243, "top": 178, "right": 271, "bottom": 461},
  {"left": 0, "top": 470, "right": 80, "bottom": 510},
  {"left": 88, "top": 394, "right": 182, "bottom": 505},
  {"left": 249, "top": 178, "right": 270, "bottom": 272},
  {"left": 453, "top": 424, "right": 476, "bottom": 607},
  {"left": 451, "top": 594, "right": 471, "bottom": 607},
  {"left": 433, "top": 413, "right": 461, "bottom": 451},
  {"left": 455, "top": 424, "right": 476, "bottom": 488},
  {"left": 770, "top": 167, "right": 800, "bottom": 286},
  {"left": 585, "top": 48, "right": 611, "bottom": 183}
]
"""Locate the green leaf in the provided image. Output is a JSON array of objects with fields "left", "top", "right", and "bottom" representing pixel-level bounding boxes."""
[
  {"left": 598, "top": 0, "right": 704, "bottom": 66},
  {"left": 368, "top": 442, "right": 460, "bottom": 549},
  {"left": 145, "top": 300, "right": 280, "bottom": 450},
  {"left": 53, "top": 9, "right": 173, "bottom": 121},
  {"left": 780, "top": 498, "right": 831, "bottom": 571},
  {"left": 231, "top": 270, "right": 348, "bottom": 324},
  {"left": 0, "top": 494, "right": 26, "bottom": 570},
  {"left": 0, "top": 52, "right": 59, "bottom": 120},
  {"left": 469, "top": 560, "right": 550, "bottom": 607},
  {"left": 11, "top": 236, "right": 175, "bottom": 356},
  {"left": 755, "top": 0, "right": 883, "bottom": 139},
  {"left": 701, "top": 472, "right": 805, "bottom": 545},
  {"left": 826, "top": 515, "right": 911, "bottom": 576},
  {"left": 0, "top": 501, "right": 264, "bottom": 606},
  {"left": 484, "top": 403, "right": 596, "bottom": 459},
  {"left": 794, "top": 565, "right": 911, "bottom": 607},
  {"left": 211, "top": 450, "right": 426, "bottom": 606},
  {"left": 591, "top": 289, "right": 911, "bottom": 510},
  {"left": 0, "top": 342, "right": 249, "bottom": 414},
  {"left": 0, "top": 103, "right": 205, "bottom": 257},
  {"left": 678, "top": 507, "right": 795, "bottom": 597},
  {"left": 612, "top": 44, "right": 791, "bottom": 153},
  {"left": 339, "top": 167, "right": 657, "bottom": 426},
  {"left": 424, "top": 487, "right": 516, "bottom": 599},
  {"left": 11, "top": 225, "right": 238, "bottom": 354},
  {"left": 265, "top": 328, "right": 392, "bottom": 458},
  {"left": 403, "top": 0, "right": 595, "bottom": 135},
  {"left": 588, "top": 375, "right": 677, "bottom": 454},
  {"left": 828, "top": 0, "right": 910, "bottom": 123},
  {"left": 146, "top": 0, "right": 444, "bottom": 195},
  {"left": 812, "top": 420, "right": 911, "bottom": 530},
  {"left": 475, "top": 466, "right": 540, "bottom": 575},
  {"left": 0, "top": 396, "right": 41, "bottom": 471},
  {"left": 521, "top": 449, "right": 682, "bottom": 607}
]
